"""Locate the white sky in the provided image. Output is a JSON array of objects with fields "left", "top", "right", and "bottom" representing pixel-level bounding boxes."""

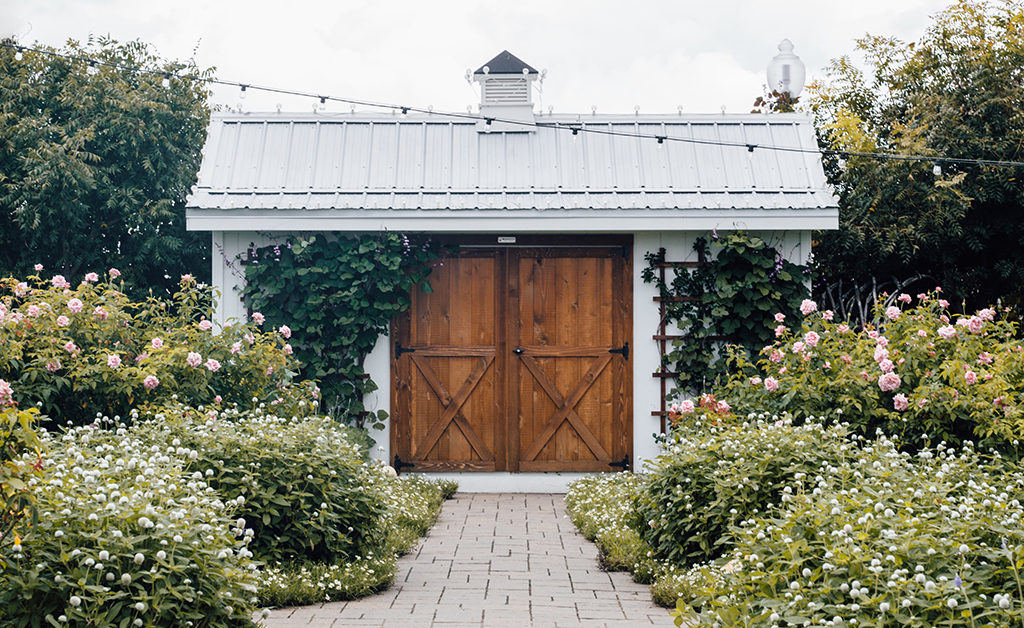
[{"left": 3, "top": 0, "right": 952, "bottom": 116}]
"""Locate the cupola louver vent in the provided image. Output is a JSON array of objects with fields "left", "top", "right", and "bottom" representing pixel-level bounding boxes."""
[{"left": 482, "top": 77, "right": 530, "bottom": 105}]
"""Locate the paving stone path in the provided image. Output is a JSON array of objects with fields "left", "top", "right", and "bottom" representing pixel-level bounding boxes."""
[{"left": 262, "top": 493, "right": 674, "bottom": 627}]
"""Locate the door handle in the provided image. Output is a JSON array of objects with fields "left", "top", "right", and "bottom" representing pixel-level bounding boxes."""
[{"left": 512, "top": 347, "right": 525, "bottom": 355}]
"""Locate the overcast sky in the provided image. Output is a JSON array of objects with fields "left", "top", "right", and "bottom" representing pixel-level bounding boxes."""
[{"left": 4, "top": 0, "right": 953, "bottom": 116}]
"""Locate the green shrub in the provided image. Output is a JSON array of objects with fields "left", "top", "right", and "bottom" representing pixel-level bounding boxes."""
[
  {"left": 254, "top": 469, "right": 456, "bottom": 606},
  {"left": 0, "top": 400, "right": 44, "bottom": 547},
  {"left": 565, "top": 473, "right": 648, "bottom": 571},
  {"left": 634, "top": 416, "right": 849, "bottom": 566},
  {"left": 716, "top": 293, "right": 1024, "bottom": 451},
  {"left": 0, "top": 272, "right": 306, "bottom": 426},
  {"left": 0, "top": 423, "right": 260, "bottom": 627},
  {"left": 133, "top": 404, "right": 383, "bottom": 564},
  {"left": 692, "top": 434, "right": 1024, "bottom": 626}
]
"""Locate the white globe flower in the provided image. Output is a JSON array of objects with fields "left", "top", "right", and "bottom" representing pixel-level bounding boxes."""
[
  {"left": 69, "top": 596, "right": 82, "bottom": 607},
  {"left": 133, "top": 553, "right": 145, "bottom": 565}
]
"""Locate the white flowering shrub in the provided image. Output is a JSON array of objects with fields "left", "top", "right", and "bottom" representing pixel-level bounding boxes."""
[
  {"left": 635, "top": 416, "right": 850, "bottom": 567},
  {"left": 133, "top": 404, "right": 383, "bottom": 564},
  {"left": 565, "top": 473, "right": 648, "bottom": 571},
  {"left": 687, "top": 434, "right": 1024, "bottom": 626},
  {"left": 0, "top": 424, "right": 259, "bottom": 627}
]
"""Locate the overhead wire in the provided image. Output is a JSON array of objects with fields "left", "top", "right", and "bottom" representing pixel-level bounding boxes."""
[{"left": 3, "top": 41, "right": 1024, "bottom": 171}]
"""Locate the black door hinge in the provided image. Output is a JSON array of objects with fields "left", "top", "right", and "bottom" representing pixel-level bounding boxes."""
[
  {"left": 395, "top": 342, "right": 416, "bottom": 360},
  {"left": 393, "top": 454, "right": 415, "bottom": 474},
  {"left": 609, "top": 455, "right": 630, "bottom": 471},
  {"left": 609, "top": 342, "right": 629, "bottom": 360}
]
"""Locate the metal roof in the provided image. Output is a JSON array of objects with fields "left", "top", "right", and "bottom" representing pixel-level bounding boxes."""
[{"left": 186, "top": 111, "right": 837, "bottom": 232}]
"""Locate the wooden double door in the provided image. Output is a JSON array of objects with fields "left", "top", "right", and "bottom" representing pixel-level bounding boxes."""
[{"left": 391, "top": 237, "right": 632, "bottom": 473}]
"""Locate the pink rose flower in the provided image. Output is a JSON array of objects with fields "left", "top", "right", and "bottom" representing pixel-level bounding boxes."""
[
  {"left": 678, "top": 399, "right": 695, "bottom": 413},
  {"left": 51, "top": 275, "right": 70, "bottom": 289},
  {"left": 868, "top": 330, "right": 879, "bottom": 339},
  {"left": 876, "top": 336, "right": 889, "bottom": 348},
  {"left": 878, "top": 372, "right": 902, "bottom": 392},
  {"left": 837, "top": 324, "right": 850, "bottom": 333},
  {"left": 749, "top": 376, "right": 762, "bottom": 385},
  {"left": 918, "top": 398, "right": 928, "bottom": 408},
  {"left": 283, "top": 344, "right": 293, "bottom": 355},
  {"left": 792, "top": 341, "right": 805, "bottom": 353},
  {"left": 26, "top": 305, "right": 40, "bottom": 317},
  {"left": 769, "top": 349, "right": 784, "bottom": 363},
  {"left": 214, "top": 395, "right": 223, "bottom": 403},
  {"left": 822, "top": 310, "right": 834, "bottom": 321},
  {"left": 917, "top": 329, "right": 928, "bottom": 337},
  {"left": 803, "top": 331, "right": 820, "bottom": 347},
  {"left": 977, "top": 308, "right": 995, "bottom": 321},
  {"left": 252, "top": 312, "right": 265, "bottom": 326},
  {"left": 879, "top": 359, "right": 895, "bottom": 373},
  {"left": 231, "top": 342, "right": 242, "bottom": 354},
  {"left": 93, "top": 306, "right": 108, "bottom": 321},
  {"left": 939, "top": 299, "right": 950, "bottom": 308},
  {"left": 64, "top": 341, "right": 78, "bottom": 354},
  {"left": 56, "top": 315, "right": 70, "bottom": 327},
  {"left": 716, "top": 400, "right": 731, "bottom": 413},
  {"left": 46, "top": 361, "right": 60, "bottom": 373},
  {"left": 244, "top": 333, "right": 255, "bottom": 345},
  {"left": 893, "top": 394, "right": 909, "bottom": 411},
  {"left": 937, "top": 325, "right": 957, "bottom": 339},
  {"left": 14, "top": 282, "right": 28, "bottom": 297},
  {"left": 775, "top": 325, "right": 787, "bottom": 337},
  {"left": 67, "top": 298, "right": 83, "bottom": 313},
  {"left": 898, "top": 293, "right": 912, "bottom": 303},
  {"left": 885, "top": 306, "right": 901, "bottom": 320},
  {"left": 764, "top": 377, "right": 779, "bottom": 392},
  {"left": 33, "top": 263, "right": 43, "bottom": 272},
  {"left": 874, "top": 346, "right": 889, "bottom": 363},
  {"left": 109, "top": 268, "right": 121, "bottom": 278},
  {"left": 204, "top": 358, "right": 221, "bottom": 372},
  {"left": 198, "top": 320, "right": 213, "bottom": 331},
  {"left": 151, "top": 337, "right": 164, "bottom": 349},
  {"left": 0, "top": 379, "right": 13, "bottom": 405},
  {"left": 187, "top": 352, "right": 202, "bottom": 368},
  {"left": 967, "top": 316, "right": 983, "bottom": 334},
  {"left": 143, "top": 375, "right": 160, "bottom": 390},
  {"left": 965, "top": 371, "right": 978, "bottom": 385},
  {"left": 181, "top": 274, "right": 193, "bottom": 282},
  {"left": 135, "top": 352, "right": 148, "bottom": 362},
  {"left": 841, "top": 354, "right": 852, "bottom": 363},
  {"left": 278, "top": 325, "right": 291, "bottom": 339},
  {"left": 107, "top": 354, "right": 122, "bottom": 369},
  {"left": 83, "top": 272, "right": 99, "bottom": 283},
  {"left": 799, "top": 299, "right": 817, "bottom": 315},
  {"left": 978, "top": 352, "right": 993, "bottom": 365},
  {"left": 774, "top": 313, "right": 786, "bottom": 323}
]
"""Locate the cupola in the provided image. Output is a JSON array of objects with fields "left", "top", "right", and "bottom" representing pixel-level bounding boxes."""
[{"left": 472, "top": 50, "right": 538, "bottom": 132}]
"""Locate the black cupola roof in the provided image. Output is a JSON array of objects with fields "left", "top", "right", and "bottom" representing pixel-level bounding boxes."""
[{"left": 474, "top": 50, "right": 538, "bottom": 75}]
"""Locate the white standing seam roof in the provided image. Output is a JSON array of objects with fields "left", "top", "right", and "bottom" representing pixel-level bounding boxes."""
[{"left": 186, "top": 111, "right": 838, "bottom": 232}]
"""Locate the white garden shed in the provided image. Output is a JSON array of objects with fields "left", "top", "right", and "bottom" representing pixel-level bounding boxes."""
[{"left": 187, "top": 51, "right": 838, "bottom": 491}]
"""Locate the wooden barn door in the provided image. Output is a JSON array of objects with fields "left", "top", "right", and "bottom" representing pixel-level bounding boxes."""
[{"left": 392, "top": 238, "right": 631, "bottom": 473}]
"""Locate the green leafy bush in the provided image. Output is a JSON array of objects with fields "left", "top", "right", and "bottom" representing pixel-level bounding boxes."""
[
  {"left": 691, "top": 434, "right": 1024, "bottom": 626},
  {"left": 0, "top": 423, "right": 259, "bottom": 627},
  {"left": 0, "top": 398, "right": 43, "bottom": 547},
  {"left": 0, "top": 272, "right": 305, "bottom": 426},
  {"left": 255, "top": 469, "right": 456, "bottom": 607},
  {"left": 717, "top": 292, "right": 1024, "bottom": 450},
  {"left": 635, "top": 416, "right": 849, "bottom": 567},
  {"left": 133, "top": 404, "right": 383, "bottom": 564}
]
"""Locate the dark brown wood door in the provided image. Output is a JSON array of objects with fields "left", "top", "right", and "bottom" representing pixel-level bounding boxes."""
[{"left": 392, "top": 239, "right": 631, "bottom": 473}]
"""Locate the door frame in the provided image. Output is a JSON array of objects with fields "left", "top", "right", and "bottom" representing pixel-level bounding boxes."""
[{"left": 390, "top": 233, "right": 633, "bottom": 473}]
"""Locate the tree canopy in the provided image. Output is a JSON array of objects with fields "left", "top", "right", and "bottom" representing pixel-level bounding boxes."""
[
  {"left": 810, "top": 0, "right": 1024, "bottom": 311},
  {"left": 0, "top": 37, "right": 213, "bottom": 297}
]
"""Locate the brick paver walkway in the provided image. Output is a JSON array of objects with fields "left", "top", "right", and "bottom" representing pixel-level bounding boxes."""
[{"left": 262, "top": 493, "right": 673, "bottom": 627}]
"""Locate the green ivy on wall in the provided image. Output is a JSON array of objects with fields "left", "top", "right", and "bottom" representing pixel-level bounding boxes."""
[
  {"left": 241, "top": 233, "right": 444, "bottom": 428},
  {"left": 642, "top": 232, "right": 809, "bottom": 394}
]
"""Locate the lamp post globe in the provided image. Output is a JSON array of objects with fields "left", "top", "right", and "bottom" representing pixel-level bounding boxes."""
[{"left": 767, "top": 39, "right": 806, "bottom": 98}]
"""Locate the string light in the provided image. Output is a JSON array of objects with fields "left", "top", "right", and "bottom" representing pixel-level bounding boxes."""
[
  {"left": 14, "top": 47, "right": 23, "bottom": 61},
  {"left": 86, "top": 60, "right": 98, "bottom": 76},
  {"left": 161, "top": 73, "right": 171, "bottom": 88},
  {"left": 2, "top": 41, "right": 1023, "bottom": 172}
]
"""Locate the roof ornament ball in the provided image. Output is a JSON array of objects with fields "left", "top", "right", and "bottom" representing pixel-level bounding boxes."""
[{"left": 766, "top": 39, "right": 806, "bottom": 98}]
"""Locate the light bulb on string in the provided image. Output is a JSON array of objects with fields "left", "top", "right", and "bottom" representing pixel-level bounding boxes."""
[
  {"left": 239, "top": 84, "right": 247, "bottom": 100},
  {"left": 86, "top": 61, "right": 98, "bottom": 76},
  {"left": 933, "top": 161, "right": 942, "bottom": 176},
  {"left": 161, "top": 73, "right": 171, "bottom": 88},
  {"left": 837, "top": 153, "right": 847, "bottom": 170},
  {"left": 14, "top": 47, "right": 23, "bottom": 61}
]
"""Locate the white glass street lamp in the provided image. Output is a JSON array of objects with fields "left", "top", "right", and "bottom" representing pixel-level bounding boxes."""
[{"left": 767, "top": 39, "right": 806, "bottom": 98}]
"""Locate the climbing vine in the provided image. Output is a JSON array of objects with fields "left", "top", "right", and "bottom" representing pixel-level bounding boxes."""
[
  {"left": 642, "top": 232, "right": 809, "bottom": 394},
  {"left": 242, "top": 233, "right": 445, "bottom": 428}
]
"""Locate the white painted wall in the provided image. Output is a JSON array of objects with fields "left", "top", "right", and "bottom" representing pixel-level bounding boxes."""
[{"left": 212, "top": 229, "right": 813, "bottom": 491}]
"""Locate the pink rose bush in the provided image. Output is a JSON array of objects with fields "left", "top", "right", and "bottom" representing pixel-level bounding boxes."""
[
  {"left": 719, "top": 291, "right": 1024, "bottom": 450},
  {"left": 0, "top": 271, "right": 307, "bottom": 425}
]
